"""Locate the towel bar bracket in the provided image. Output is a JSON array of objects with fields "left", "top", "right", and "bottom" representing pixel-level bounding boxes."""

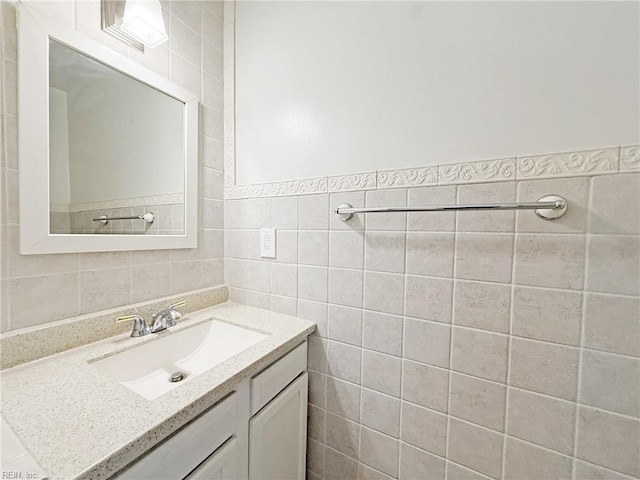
[{"left": 533, "top": 195, "right": 568, "bottom": 220}]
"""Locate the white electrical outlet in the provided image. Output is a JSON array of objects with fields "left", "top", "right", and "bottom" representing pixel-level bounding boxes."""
[{"left": 260, "top": 228, "right": 276, "bottom": 258}]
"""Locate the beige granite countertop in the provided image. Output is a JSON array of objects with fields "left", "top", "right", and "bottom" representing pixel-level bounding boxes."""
[{"left": 0, "top": 302, "right": 315, "bottom": 480}]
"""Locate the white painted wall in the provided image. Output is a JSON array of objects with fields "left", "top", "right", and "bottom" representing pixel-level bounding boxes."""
[
  {"left": 235, "top": 1, "right": 640, "bottom": 184},
  {"left": 49, "top": 87, "right": 70, "bottom": 206}
]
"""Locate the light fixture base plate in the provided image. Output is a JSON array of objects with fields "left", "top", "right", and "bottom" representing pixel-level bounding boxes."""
[{"left": 101, "top": 0, "right": 145, "bottom": 53}]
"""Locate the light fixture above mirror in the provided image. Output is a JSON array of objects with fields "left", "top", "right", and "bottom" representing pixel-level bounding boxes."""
[
  {"left": 101, "top": 0, "right": 168, "bottom": 51},
  {"left": 121, "top": 0, "right": 168, "bottom": 47}
]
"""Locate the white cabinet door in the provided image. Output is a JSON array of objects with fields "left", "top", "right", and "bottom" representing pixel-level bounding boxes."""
[
  {"left": 185, "top": 438, "right": 238, "bottom": 480},
  {"left": 249, "top": 373, "right": 308, "bottom": 480},
  {"left": 114, "top": 394, "right": 237, "bottom": 480}
]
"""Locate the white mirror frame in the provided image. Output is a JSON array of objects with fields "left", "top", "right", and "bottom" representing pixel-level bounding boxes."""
[{"left": 18, "top": 4, "right": 198, "bottom": 254}]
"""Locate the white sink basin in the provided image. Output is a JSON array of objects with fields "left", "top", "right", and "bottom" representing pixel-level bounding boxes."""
[{"left": 91, "top": 319, "right": 268, "bottom": 400}]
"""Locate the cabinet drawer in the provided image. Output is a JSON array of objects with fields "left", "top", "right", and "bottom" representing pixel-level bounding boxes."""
[
  {"left": 250, "top": 342, "right": 307, "bottom": 415},
  {"left": 184, "top": 437, "right": 238, "bottom": 480},
  {"left": 114, "top": 393, "right": 237, "bottom": 480}
]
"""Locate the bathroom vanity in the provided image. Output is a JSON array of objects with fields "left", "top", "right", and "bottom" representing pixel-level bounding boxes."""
[
  {"left": 0, "top": 300, "right": 315, "bottom": 480},
  {"left": 115, "top": 342, "right": 308, "bottom": 480}
]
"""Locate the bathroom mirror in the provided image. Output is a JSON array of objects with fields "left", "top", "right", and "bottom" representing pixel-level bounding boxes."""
[{"left": 18, "top": 5, "right": 198, "bottom": 254}]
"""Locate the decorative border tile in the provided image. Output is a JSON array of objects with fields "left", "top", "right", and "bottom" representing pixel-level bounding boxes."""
[
  {"left": 56, "top": 193, "right": 184, "bottom": 212},
  {"left": 223, "top": 116, "right": 235, "bottom": 187},
  {"left": 223, "top": 66, "right": 234, "bottom": 109},
  {"left": 287, "top": 177, "right": 328, "bottom": 195},
  {"left": 225, "top": 182, "right": 285, "bottom": 199},
  {"left": 223, "top": 0, "right": 235, "bottom": 26},
  {"left": 620, "top": 145, "right": 640, "bottom": 172},
  {"left": 225, "top": 176, "right": 328, "bottom": 199},
  {"left": 439, "top": 158, "right": 516, "bottom": 185},
  {"left": 516, "top": 147, "right": 619, "bottom": 180},
  {"left": 328, "top": 172, "right": 376, "bottom": 192},
  {"left": 377, "top": 166, "right": 437, "bottom": 189},
  {"left": 223, "top": 6, "right": 235, "bottom": 62}
]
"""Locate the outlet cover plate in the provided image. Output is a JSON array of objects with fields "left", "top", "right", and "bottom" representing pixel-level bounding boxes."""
[{"left": 260, "top": 228, "right": 276, "bottom": 258}]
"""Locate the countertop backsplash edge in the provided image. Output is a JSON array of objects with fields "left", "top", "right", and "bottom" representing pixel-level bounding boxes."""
[{"left": 0, "top": 285, "right": 229, "bottom": 369}]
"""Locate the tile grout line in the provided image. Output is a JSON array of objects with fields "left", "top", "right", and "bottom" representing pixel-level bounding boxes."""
[
  {"left": 444, "top": 184, "right": 460, "bottom": 478},
  {"left": 356, "top": 193, "right": 365, "bottom": 476},
  {"left": 1, "top": 28, "right": 10, "bottom": 328},
  {"left": 576, "top": 457, "right": 639, "bottom": 480},
  {"left": 571, "top": 176, "right": 594, "bottom": 478},
  {"left": 397, "top": 187, "right": 409, "bottom": 479},
  {"left": 1, "top": 13, "right": 9, "bottom": 330},
  {"left": 323, "top": 195, "right": 331, "bottom": 480},
  {"left": 501, "top": 187, "right": 520, "bottom": 479}
]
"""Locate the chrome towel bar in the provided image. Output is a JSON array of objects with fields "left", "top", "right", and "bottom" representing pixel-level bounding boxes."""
[
  {"left": 92, "top": 212, "right": 155, "bottom": 225},
  {"left": 336, "top": 195, "right": 567, "bottom": 222}
]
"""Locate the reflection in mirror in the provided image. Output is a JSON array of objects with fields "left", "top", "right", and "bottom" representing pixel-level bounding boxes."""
[{"left": 48, "top": 39, "right": 185, "bottom": 235}]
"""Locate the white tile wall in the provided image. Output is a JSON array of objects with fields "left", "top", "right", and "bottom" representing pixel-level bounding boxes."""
[
  {"left": 0, "top": 0, "right": 225, "bottom": 331},
  {"left": 224, "top": 171, "right": 640, "bottom": 480}
]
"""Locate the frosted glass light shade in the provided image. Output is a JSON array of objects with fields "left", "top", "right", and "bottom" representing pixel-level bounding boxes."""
[{"left": 122, "top": 0, "right": 167, "bottom": 48}]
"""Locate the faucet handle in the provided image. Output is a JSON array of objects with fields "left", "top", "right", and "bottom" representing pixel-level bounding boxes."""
[
  {"left": 150, "top": 300, "right": 186, "bottom": 332},
  {"left": 169, "top": 300, "right": 186, "bottom": 310},
  {"left": 167, "top": 300, "right": 186, "bottom": 321},
  {"left": 116, "top": 314, "right": 152, "bottom": 337}
]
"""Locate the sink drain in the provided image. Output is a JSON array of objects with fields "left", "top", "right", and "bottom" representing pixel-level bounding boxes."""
[{"left": 169, "top": 371, "right": 186, "bottom": 383}]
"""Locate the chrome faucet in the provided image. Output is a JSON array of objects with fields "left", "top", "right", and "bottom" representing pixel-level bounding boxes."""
[
  {"left": 151, "top": 300, "right": 186, "bottom": 333},
  {"left": 115, "top": 314, "right": 152, "bottom": 337},
  {"left": 115, "top": 300, "right": 186, "bottom": 337}
]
